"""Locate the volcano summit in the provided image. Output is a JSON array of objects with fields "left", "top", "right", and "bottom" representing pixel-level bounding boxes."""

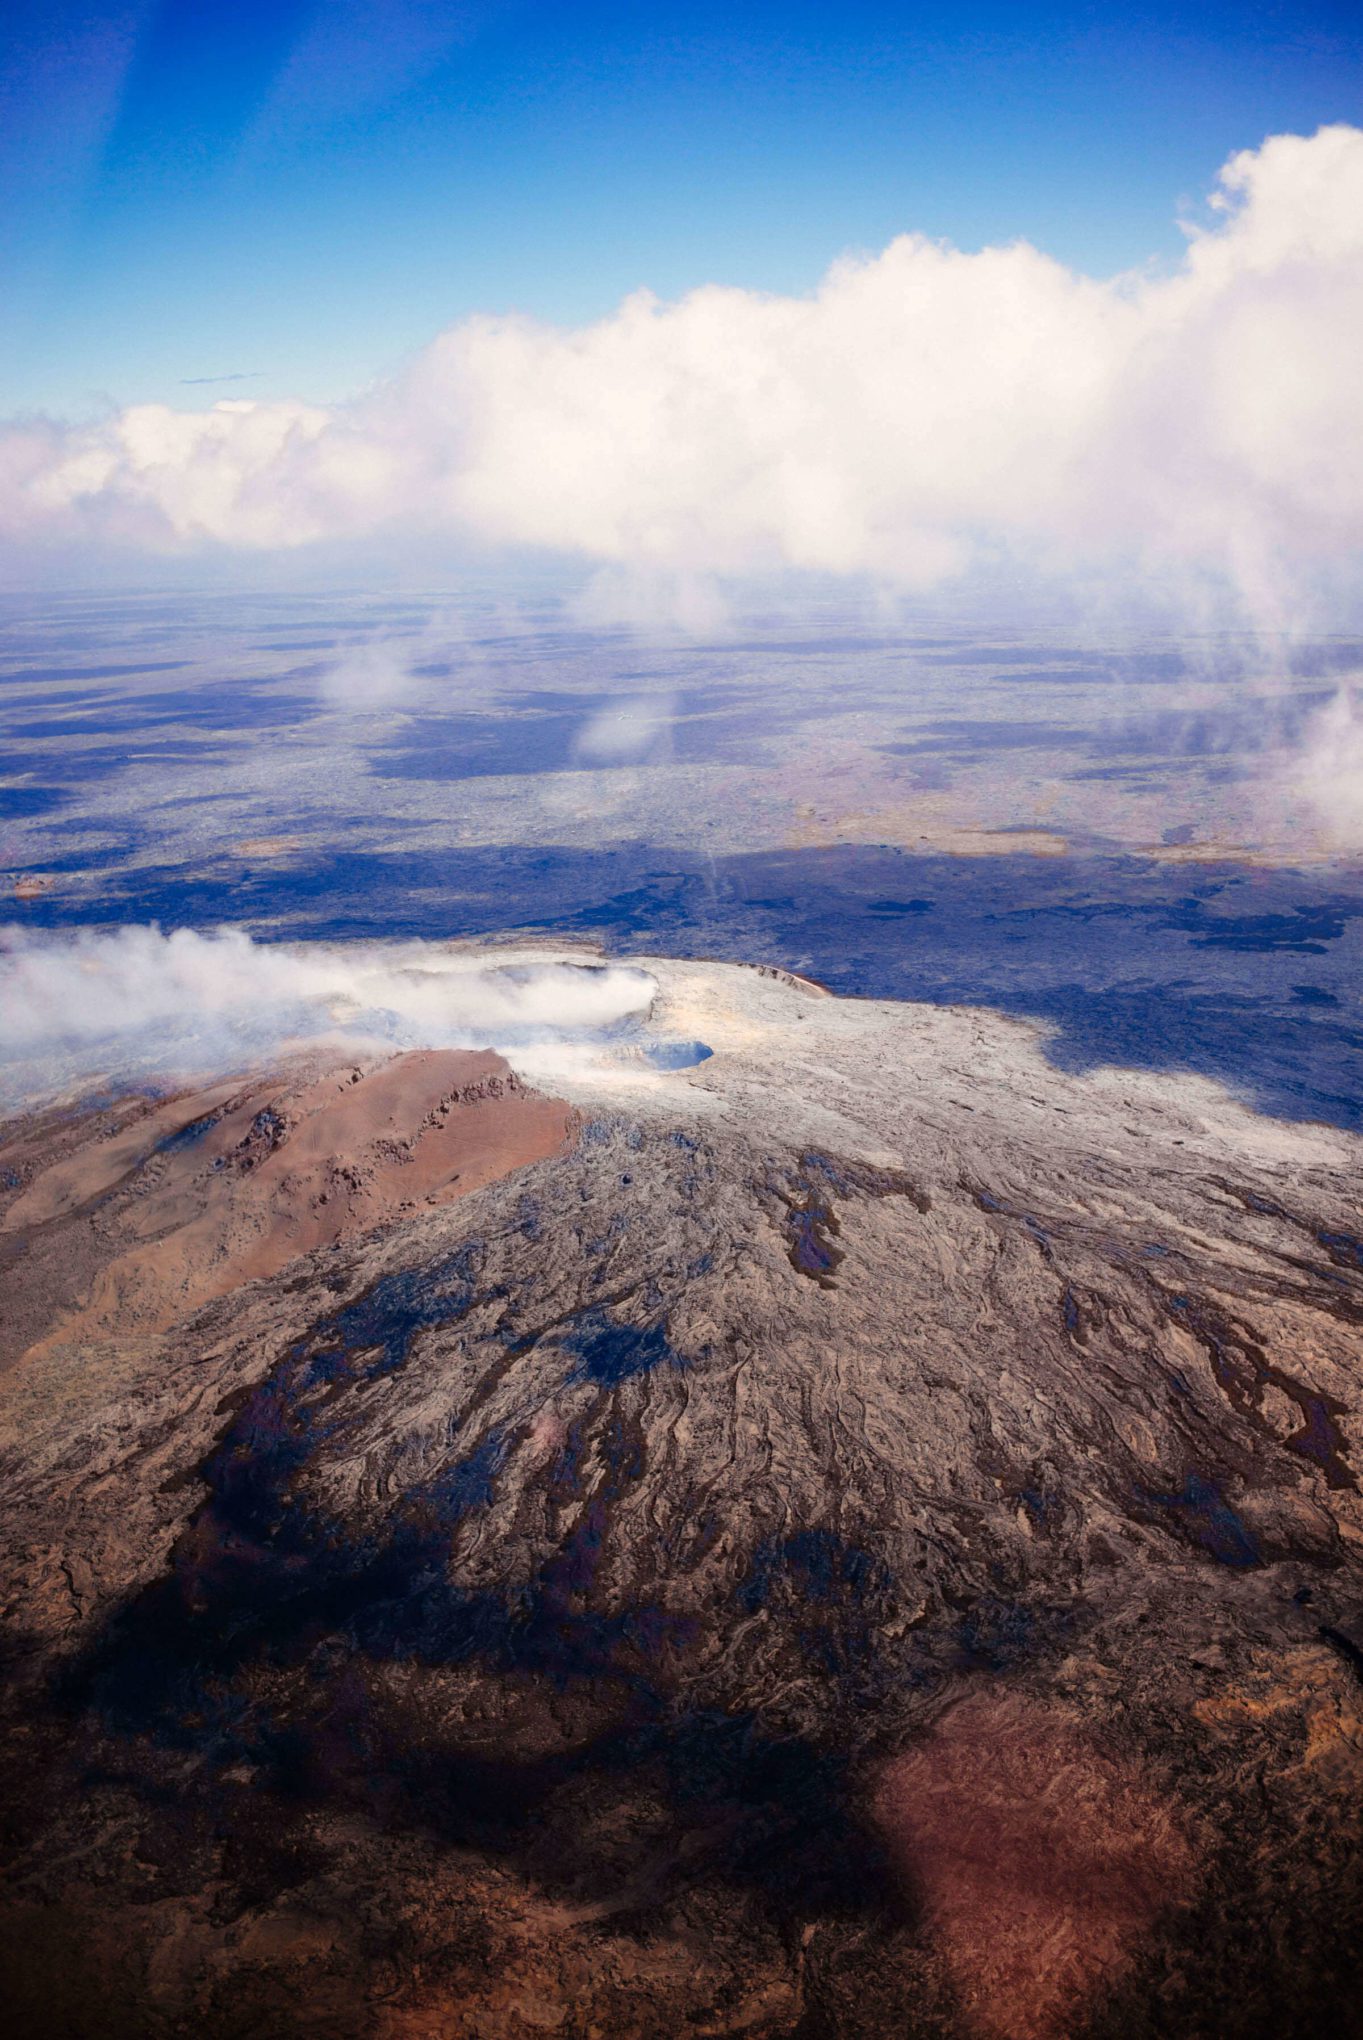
[{"left": 2, "top": 950, "right": 1362, "bottom": 2038}]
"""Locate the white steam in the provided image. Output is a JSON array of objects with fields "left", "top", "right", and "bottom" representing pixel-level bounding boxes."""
[
  {"left": 1275, "top": 683, "right": 1363, "bottom": 849},
  {"left": 572, "top": 694, "right": 675, "bottom": 766},
  {"left": 0, "top": 926, "right": 658, "bottom": 1109},
  {"left": 316, "top": 637, "right": 425, "bottom": 708},
  {"left": 4, "top": 126, "right": 1363, "bottom": 628}
]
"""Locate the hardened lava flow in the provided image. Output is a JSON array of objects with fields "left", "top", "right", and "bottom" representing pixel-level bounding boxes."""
[{"left": 2, "top": 953, "right": 1362, "bottom": 2040}]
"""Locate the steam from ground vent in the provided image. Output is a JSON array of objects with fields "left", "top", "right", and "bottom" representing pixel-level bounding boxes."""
[
  {"left": 1276, "top": 683, "right": 1363, "bottom": 849},
  {"left": 0, "top": 926, "right": 658, "bottom": 1109},
  {"left": 4, "top": 127, "right": 1363, "bottom": 627}
]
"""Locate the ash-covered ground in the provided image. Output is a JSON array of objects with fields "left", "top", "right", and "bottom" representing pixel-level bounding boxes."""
[{"left": 2, "top": 952, "right": 1362, "bottom": 2039}]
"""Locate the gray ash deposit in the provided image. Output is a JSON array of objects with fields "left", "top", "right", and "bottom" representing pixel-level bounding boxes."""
[{"left": 2, "top": 950, "right": 1362, "bottom": 2038}]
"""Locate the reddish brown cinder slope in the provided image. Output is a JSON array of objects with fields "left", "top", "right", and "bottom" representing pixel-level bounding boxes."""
[{"left": 0, "top": 1048, "right": 571, "bottom": 1358}]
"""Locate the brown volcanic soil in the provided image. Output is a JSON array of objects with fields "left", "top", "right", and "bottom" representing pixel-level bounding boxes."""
[
  {"left": 0, "top": 1048, "right": 572, "bottom": 1362},
  {"left": 871, "top": 1692, "right": 1199, "bottom": 2040},
  {"left": 1, "top": 955, "right": 1363, "bottom": 2039}
]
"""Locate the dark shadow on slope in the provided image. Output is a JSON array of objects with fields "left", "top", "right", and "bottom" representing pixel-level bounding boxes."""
[{"left": 22, "top": 1260, "right": 903, "bottom": 1946}]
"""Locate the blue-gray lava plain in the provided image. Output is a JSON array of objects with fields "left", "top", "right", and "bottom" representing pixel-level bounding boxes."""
[{"left": 4, "top": 591, "right": 1362, "bottom": 1131}]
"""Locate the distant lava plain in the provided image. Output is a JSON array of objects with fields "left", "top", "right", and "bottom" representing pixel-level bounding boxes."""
[{"left": 2, "top": 950, "right": 1362, "bottom": 2038}]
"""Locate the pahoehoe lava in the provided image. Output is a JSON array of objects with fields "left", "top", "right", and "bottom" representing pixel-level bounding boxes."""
[{"left": 2, "top": 952, "right": 1362, "bottom": 2039}]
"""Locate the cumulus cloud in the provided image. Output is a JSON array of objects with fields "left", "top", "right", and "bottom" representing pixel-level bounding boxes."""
[
  {"left": 0, "top": 925, "right": 657, "bottom": 1107},
  {"left": 4, "top": 126, "right": 1363, "bottom": 626}
]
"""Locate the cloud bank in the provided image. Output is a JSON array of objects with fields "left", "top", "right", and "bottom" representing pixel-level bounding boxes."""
[
  {"left": 0, "top": 926, "right": 657, "bottom": 1108},
  {"left": 4, "top": 126, "right": 1362, "bottom": 624}
]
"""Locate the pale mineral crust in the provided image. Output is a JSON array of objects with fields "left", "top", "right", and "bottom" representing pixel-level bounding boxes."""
[{"left": 1, "top": 954, "right": 1361, "bottom": 2039}]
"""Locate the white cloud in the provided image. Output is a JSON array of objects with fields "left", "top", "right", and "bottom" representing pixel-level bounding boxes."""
[
  {"left": 316, "top": 634, "right": 426, "bottom": 709},
  {"left": 572, "top": 693, "right": 675, "bottom": 766},
  {"left": 0, "top": 925, "right": 657, "bottom": 1108},
  {"left": 1273, "top": 682, "right": 1363, "bottom": 850},
  {"left": 4, "top": 126, "right": 1363, "bottom": 626}
]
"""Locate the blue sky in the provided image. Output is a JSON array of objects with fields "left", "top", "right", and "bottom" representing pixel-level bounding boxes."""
[{"left": 2, "top": 1, "right": 1359, "bottom": 418}]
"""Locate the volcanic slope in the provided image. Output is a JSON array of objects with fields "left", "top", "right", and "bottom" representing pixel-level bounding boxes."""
[{"left": 2, "top": 953, "right": 1362, "bottom": 2040}]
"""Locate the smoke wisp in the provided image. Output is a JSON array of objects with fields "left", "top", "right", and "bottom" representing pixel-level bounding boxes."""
[{"left": 0, "top": 926, "right": 658, "bottom": 1108}]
